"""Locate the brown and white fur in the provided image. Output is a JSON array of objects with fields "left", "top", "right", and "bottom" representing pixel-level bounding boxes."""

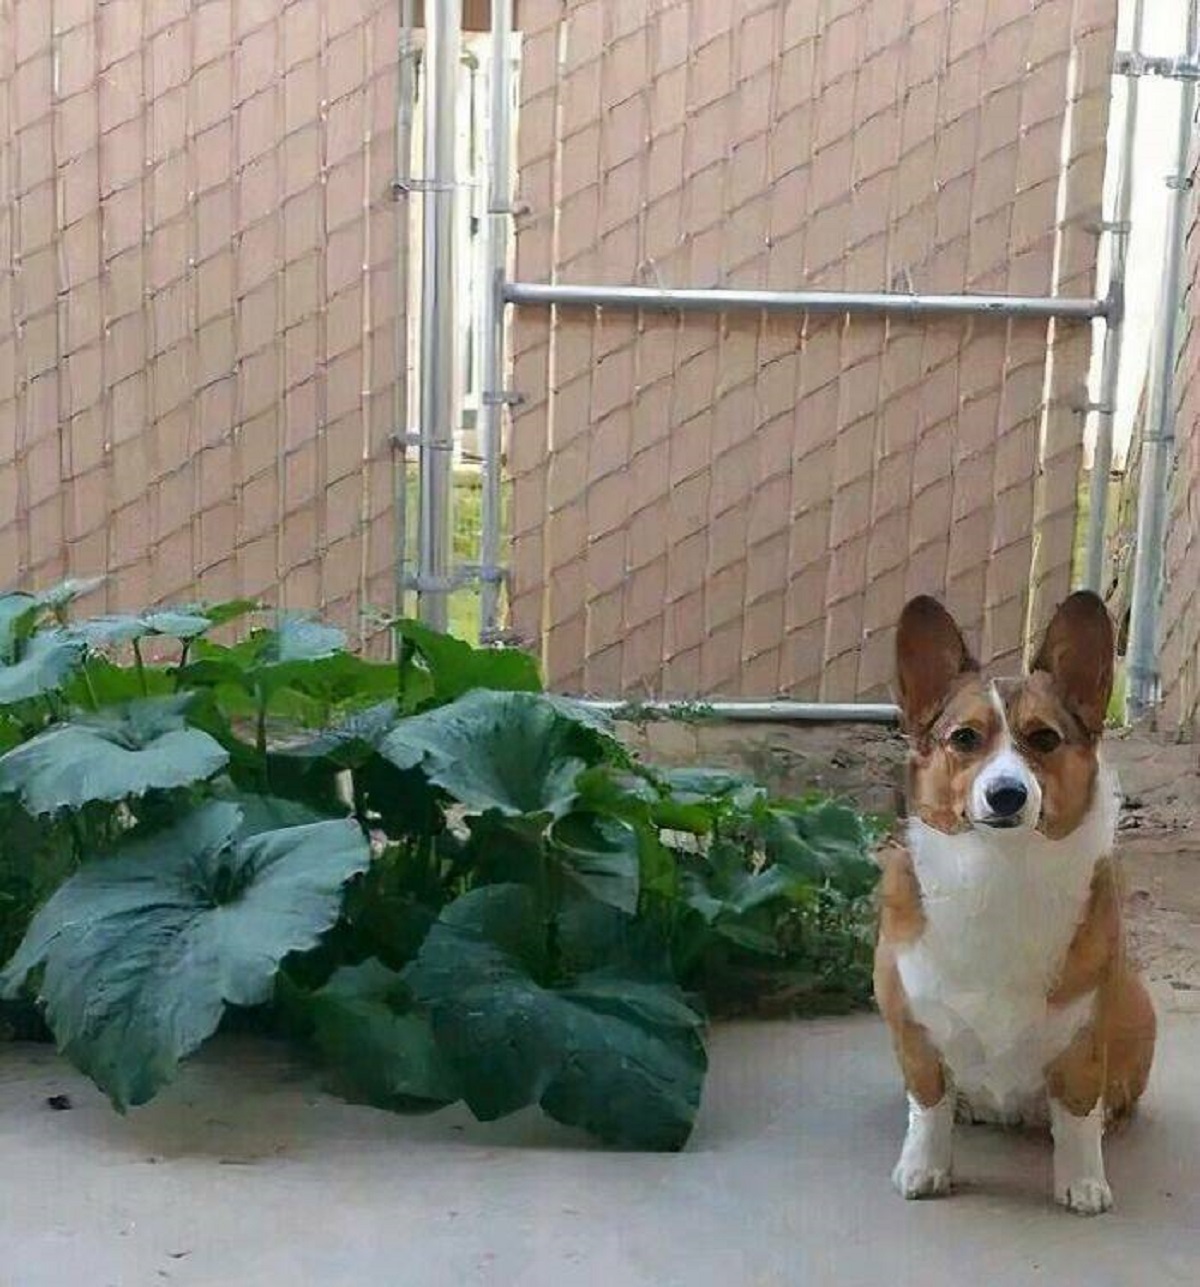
[{"left": 875, "top": 592, "right": 1155, "bottom": 1215}]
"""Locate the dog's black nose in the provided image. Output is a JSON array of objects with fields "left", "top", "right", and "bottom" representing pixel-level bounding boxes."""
[{"left": 985, "top": 778, "right": 1028, "bottom": 818}]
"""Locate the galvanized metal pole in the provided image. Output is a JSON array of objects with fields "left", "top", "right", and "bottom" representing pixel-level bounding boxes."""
[
  {"left": 392, "top": 0, "right": 417, "bottom": 622},
  {"left": 479, "top": 0, "right": 514, "bottom": 641},
  {"left": 1126, "top": 1, "right": 1199, "bottom": 720},
  {"left": 416, "top": 0, "right": 461, "bottom": 631},
  {"left": 1114, "top": 51, "right": 1200, "bottom": 80},
  {"left": 503, "top": 281, "right": 1110, "bottom": 321},
  {"left": 1084, "top": 0, "right": 1146, "bottom": 593},
  {"left": 577, "top": 699, "right": 899, "bottom": 725}
]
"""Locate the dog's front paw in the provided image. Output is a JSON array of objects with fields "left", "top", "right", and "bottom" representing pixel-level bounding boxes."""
[
  {"left": 892, "top": 1160, "right": 953, "bottom": 1199},
  {"left": 1050, "top": 1100, "right": 1111, "bottom": 1215},
  {"left": 893, "top": 1092, "right": 955, "bottom": 1199},
  {"left": 1056, "top": 1177, "right": 1113, "bottom": 1216}
]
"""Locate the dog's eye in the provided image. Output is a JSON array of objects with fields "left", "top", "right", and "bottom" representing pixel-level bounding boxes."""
[
  {"left": 1026, "top": 727, "right": 1062, "bottom": 754},
  {"left": 949, "top": 726, "right": 982, "bottom": 753}
]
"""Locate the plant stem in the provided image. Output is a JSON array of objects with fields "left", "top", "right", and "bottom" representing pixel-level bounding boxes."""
[
  {"left": 255, "top": 683, "right": 271, "bottom": 791},
  {"left": 419, "top": 831, "right": 436, "bottom": 898},
  {"left": 132, "top": 640, "right": 148, "bottom": 696},
  {"left": 396, "top": 635, "right": 413, "bottom": 703},
  {"left": 66, "top": 812, "right": 89, "bottom": 870},
  {"left": 82, "top": 664, "right": 101, "bottom": 710},
  {"left": 351, "top": 771, "right": 369, "bottom": 827},
  {"left": 539, "top": 837, "right": 563, "bottom": 982},
  {"left": 174, "top": 641, "right": 191, "bottom": 691}
]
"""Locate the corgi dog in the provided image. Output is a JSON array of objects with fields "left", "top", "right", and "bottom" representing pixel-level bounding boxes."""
[{"left": 875, "top": 591, "right": 1155, "bottom": 1215}]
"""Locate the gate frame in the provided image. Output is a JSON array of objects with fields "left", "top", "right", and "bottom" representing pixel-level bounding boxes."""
[{"left": 404, "top": 1, "right": 1198, "bottom": 726}]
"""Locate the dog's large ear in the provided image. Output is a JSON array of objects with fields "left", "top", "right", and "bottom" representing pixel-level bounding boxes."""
[
  {"left": 1031, "top": 590, "right": 1114, "bottom": 737},
  {"left": 895, "top": 596, "right": 977, "bottom": 736}
]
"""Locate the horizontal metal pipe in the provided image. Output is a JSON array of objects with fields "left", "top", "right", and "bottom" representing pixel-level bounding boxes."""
[
  {"left": 505, "top": 281, "right": 1109, "bottom": 321},
  {"left": 576, "top": 699, "right": 900, "bottom": 725},
  {"left": 1114, "top": 50, "right": 1200, "bottom": 80}
]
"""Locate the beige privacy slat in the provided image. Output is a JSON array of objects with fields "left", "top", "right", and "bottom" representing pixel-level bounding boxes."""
[
  {"left": 0, "top": 0, "right": 402, "bottom": 647},
  {"left": 1161, "top": 118, "right": 1200, "bottom": 735},
  {"left": 510, "top": 0, "right": 1116, "bottom": 699},
  {"left": 0, "top": 1, "right": 1117, "bottom": 693}
]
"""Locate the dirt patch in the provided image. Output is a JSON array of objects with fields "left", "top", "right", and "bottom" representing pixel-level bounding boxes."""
[
  {"left": 625, "top": 719, "right": 907, "bottom": 817},
  {"left": 1107, "top": 732, "right": 1200, "bottom": 1006},
  {"left": 624, "top": 719, "right": 1200, "bottom": 1007}
]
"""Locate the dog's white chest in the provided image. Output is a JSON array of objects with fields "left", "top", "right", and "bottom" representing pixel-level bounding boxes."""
[{"left": 897, "top": 775, "right": 1118, "bottom": 1117}]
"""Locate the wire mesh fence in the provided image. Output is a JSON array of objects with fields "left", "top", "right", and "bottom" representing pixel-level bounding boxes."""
[
  {"left": 508, "top": 0, "right": 1117, "bottom": 700},
  {"left": 4, "top": 0, "right": 1176, "bottom": 715}
]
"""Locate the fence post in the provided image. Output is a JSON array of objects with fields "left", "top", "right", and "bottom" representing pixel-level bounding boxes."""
[
  {"left": 1084, "top": 0, "right": 1145, "bottom": 594},
  {"left": 391, "top": 0, "right": 418, "bottom": 626},
  {"left": 479, "top": 0, "right": 515, "bottom": 642},
  {"left": 1126, "top": 1, "right": 1199, "bottom": 720},
  {"left": 415, "top": 0, "right": 462, "bottom": 631}
]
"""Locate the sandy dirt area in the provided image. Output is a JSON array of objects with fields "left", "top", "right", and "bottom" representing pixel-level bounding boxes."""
[{"left": 626, "top": 720, "right": 1200, "bottom": 1011}]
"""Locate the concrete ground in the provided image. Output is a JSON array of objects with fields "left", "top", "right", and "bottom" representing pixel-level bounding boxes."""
[{"left": 2, "top": 1009, "right": 1199, "bottom": 1287}]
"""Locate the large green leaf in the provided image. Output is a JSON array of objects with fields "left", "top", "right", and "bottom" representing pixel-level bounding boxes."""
[
  {"left": 571, "top": 767, "right": 684, "bottom": 902},
  {"left": 251, "top": 617, "right": 356, "bottom": 700},
  {"left": 0, "top": 631, "right": 86, "bottom": 706},
  {"left": 0, "top": 696, "right": 229, "bottom": 815},
  {"left": 455, "top": 811, "right": 546, "bottom": 890},
  {"left": 267, "top": 653, "right": 397, "bottom": 709},
  {"left": 174, "top": 597, "right": 261, "bottom": 628},
  {"left": 548, "top": 811, "right": 640, "bottom": 914},
  {"left": 679, "top": 839, "right": 810, "bottom": 956},
  {"left": 651, "top": 767, "right": 766, "bottom": 832},
  {"left": 760, "top": 799, "right": 879, "bottom": 897},
  {"left": 0, "top": 716, "right": 23, "bottom": 755},
  {"left": 0, "top": 798, "right": 78, "bottom": 965},
  {"left": 179, "top": 615, "right": 344, "bottom": 689},
  {"left": 395, "top": 619, "right": 541, "bottom": 708},
  {"left": 68, "top": 610, "right": 214, "bottom": 649},
  {"left": 1, "top": 800, "right": 371, "bottom": 1108},
  {"left": 275, "top": 700, "right": 399, "bottom": 770},
  {"left": 35, "top": 576, "right": 107, "bottom": 613},
  {"left": 208, "top": 785, "right": 338, "bottom": 836},
  {"left": 657, "top": 767, "right": 761, "bottom": 803},
  {"left": 302, "top": 959, "right": 460, "bottom": 1112},
  {"left": 65, "top": 656, "right": 175, "bottom": 709},
  {"left": 379, "top": 690, "right": 617, "bottom": 817},
  {"left": 264, "top": 700, "right": 445, "bottom": 837},
  {"left": 264, "top": 616, "right": 347, "bottom": 663},
  {"left": 539, "top": 694, "right": 621, "bottom": 738},
  {"left": 404, "top": 884, "right": 707, "bottom": 1149},
  {"left": 0, "top": 592, "right": 39, "bottom": 663},
  {"left": 183, "top": 619, "right": 394, "bottom": 712}
]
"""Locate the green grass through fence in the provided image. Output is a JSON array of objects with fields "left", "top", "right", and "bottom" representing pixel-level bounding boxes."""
[{"left": 398, "top": 467, "right": 488, "bottom": 643}]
